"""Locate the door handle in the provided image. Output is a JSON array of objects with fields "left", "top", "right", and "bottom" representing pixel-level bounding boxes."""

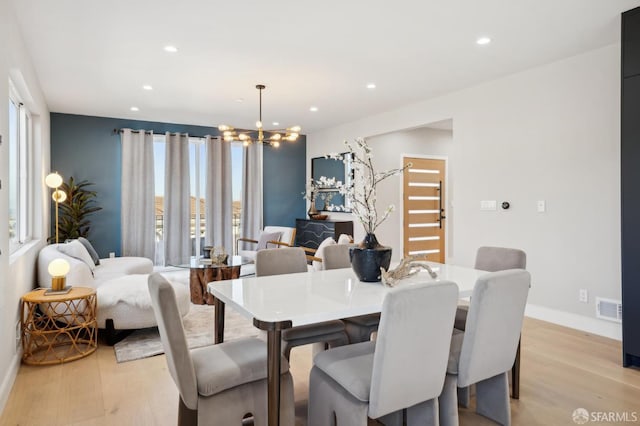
[{"left": 438, "top": 181, "right": 446, "bottom": 228}]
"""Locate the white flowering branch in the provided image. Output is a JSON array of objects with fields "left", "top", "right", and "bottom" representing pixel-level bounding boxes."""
[
  {"left": 301, "top": 178, "right": 317, "bottom": 201},
  {"left": 302, "top": 175, "right": 344, "bottom": 211},
  {"left": 331, "top": 137, "right": 411, "bottom": 234}
]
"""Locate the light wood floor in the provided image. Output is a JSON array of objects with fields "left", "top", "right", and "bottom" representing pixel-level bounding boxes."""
[{"left": 2, "top": 317, "right": 640, "bottom": 426}]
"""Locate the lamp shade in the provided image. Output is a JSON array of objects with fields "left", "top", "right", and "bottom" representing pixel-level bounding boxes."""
[
  {"left": 45, "top": 172, "right": 63, "bottom": 189},
  {"left": 48, "top": 258, "right": 70, "bottom": 277},
  {"left": 52, "top": 189, "right": 67, "bottom": 203}
]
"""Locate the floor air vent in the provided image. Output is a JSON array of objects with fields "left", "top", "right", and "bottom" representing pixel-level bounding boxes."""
[{"left": 596, "top": 297, "right": 622, "bottom": 323}]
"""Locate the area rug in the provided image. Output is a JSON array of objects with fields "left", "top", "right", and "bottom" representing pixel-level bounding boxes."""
[{"left": 113, "top": 304, "right": 259, "bottom": 363}]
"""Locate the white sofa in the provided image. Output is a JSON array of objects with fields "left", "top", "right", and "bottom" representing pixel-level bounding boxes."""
[{"left": 38, "top": 244, "right": 190, "bottom": 343}]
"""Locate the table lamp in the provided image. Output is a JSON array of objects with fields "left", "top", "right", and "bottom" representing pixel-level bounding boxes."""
[
  {"left": 45, "top": 172, "right": 66, "bottom": 244},
  {"left": 47, "top": 258, "right": 71, "bottom": 293}
]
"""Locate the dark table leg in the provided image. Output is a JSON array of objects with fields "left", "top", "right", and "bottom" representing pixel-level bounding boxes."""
[
  {"left": 267, "top": 328, "right": 282, "bottom": 426},
  {"left": 214, "top": 298, "right": 225, "bottom": 344},
  {"left": 254, "top": 318, "right": 292, "bottom": 426}
]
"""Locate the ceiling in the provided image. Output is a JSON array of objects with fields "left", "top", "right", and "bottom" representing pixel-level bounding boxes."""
[{"left": 11, "top": 0, "right": 640, "bottom": 134}]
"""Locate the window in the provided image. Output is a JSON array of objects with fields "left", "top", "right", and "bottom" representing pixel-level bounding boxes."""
[
  {"left": 153, "top": 138, "right": 165, "bottom": 263},
  {"left": 189, "top": 139, "right": 206, "bottom": 257},
  {"left": 231, "top": 144, "right": 243, "bottom": 244},
  {"left": 8, "top": 82, "right": 32, "bottom": 253},
  {"left": 153, "top": 135, "right": 243, "bottom": 264}
]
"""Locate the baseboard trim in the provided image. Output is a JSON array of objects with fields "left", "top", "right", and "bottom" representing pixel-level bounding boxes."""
[
  {"left": 525, "top": 303, "right": 622, "bottom": 341},
  {"left": 0, "top": 353, "right": 20, "bottom": 415}
]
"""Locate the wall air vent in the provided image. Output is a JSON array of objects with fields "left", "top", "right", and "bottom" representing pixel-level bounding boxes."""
[{"left": 596, "top": 297, "right": 622, "bottom": 323}]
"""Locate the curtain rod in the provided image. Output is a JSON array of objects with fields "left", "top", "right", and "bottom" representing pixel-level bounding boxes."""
[{"left": 112, "top": 128, "right": 217, "bottom": 139}]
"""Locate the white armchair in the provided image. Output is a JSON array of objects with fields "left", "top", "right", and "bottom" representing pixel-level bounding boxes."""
[
  {"left": 236, "top": 226, "right": 296, "bottom": 260},
  {"left": 236, "top": 226, "right": 297, "bottom": 276}
]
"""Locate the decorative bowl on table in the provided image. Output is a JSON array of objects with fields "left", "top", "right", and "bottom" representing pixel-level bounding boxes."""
[
  {"left": 311, "top": 214, "right": 328, "bottom": 220},
  {"left": 210, "top": 246, "right": 228, "bottom": 265}
]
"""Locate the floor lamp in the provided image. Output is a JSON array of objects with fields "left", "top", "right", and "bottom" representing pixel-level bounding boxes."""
[
  {"left": 45, "top": 172, "right": 70, "bottom": 293},
  {"left": 45, "top": 172, "right": 67, "bottom": 244}
]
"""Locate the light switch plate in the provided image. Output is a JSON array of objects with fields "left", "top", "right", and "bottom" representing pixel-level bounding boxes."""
[
  {"left": 537, "top": 200, "right": 546, "bottom": 213},
  {"left": 480, "top": 200, "right": 497, "bottom": 211}
]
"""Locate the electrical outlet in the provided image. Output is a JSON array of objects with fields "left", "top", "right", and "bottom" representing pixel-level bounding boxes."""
[
  {"left": 579, "top": 288, "right": 589, "bottom": 303},
  {"left": 109, "top": 252, "right": 115, "bottom": 258}
]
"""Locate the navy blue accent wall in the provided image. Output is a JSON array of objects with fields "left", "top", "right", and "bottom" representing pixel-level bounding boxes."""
[
  {"left": 50, "top": 113, "right": 306, "bottom": 257},
  {"left": 263, "top": 137, "right": 307, "bottom": 226}
]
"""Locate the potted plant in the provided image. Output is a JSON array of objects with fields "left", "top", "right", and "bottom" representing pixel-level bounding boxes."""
[{"left": 48, "top": 176, "right": 102, "bottom": 242}]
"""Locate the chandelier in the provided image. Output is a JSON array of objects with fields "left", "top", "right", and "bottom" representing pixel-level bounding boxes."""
[{"left": 218, "top": 84, "right": 301, "bottom": 147}]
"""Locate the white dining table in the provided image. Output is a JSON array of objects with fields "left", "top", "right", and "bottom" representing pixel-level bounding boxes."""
[{"left": 208, "top": 261, "right": 487, "bottom": 426}]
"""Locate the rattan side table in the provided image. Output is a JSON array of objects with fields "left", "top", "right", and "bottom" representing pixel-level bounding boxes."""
[{"left": 21, "top": 287, "right": 97, "bottom": 365}]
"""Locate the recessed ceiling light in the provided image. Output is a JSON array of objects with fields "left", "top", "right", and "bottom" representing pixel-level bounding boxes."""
[
  {"left": 142, "top": 85, "right": 153, "bottom": 91},
  {"left": 130, "top": 106, "right": 139, "bottom": 112},
  {"left": 309, "top": 106, "right": 319, "bottom": 112},
  {"left": 366, "top": 83, "right": 376, "bottom": 89},
  {"left": 236, "top": 98, "right": 244, "bottom": 103},
  {"left": 272, "top": 122, "right": 279, "bottom": 126},
  {"left": 164, "top": 45, "right": 178, "bottom": 53},
  {"left": 476, "top": 37, "right": 491, "bottom": 45}
]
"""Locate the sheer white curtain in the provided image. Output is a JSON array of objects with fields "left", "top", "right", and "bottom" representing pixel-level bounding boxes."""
[
  {"left": 204, "top": 136, "right": 233, "bottom": 254},
  {"left": 121, "top": 129, "right": 155, "bottom": 260},
  {"left": 163, "top": 132, "right": 191, "bottom": 265},
  {"left": 241, "top": 142, "right": 263, "bottom": 244}
]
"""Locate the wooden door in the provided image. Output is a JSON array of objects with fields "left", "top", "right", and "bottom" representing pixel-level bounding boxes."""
[{"left": 403, "top": 157, "right": 446, "bottom": 262}]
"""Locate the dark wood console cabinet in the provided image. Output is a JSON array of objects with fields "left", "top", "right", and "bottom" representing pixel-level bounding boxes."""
[
  {"left": 295, "top": 219, "right": 353, "bottom": 250},
  {"left": 622, "top": 6, "right": 640, "bottom": 367}
]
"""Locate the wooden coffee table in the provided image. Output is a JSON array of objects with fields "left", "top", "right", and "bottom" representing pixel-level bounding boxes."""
[{"left": 172, "top": 256, "right": 252, "bottom": 305}]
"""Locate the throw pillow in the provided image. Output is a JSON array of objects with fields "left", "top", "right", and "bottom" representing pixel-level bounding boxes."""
[
  {"left": 313, "top": 237, "right": 337, "bottom": 271},
  {"left": 78, "top": 237, "right": 101, "bottom": 265},
  {"left": 58, "top": 240, "right": 96, "bottom": 271},
  {"left": 337, "top": 234, "right": 353, "bottom": 245},
  {"left": 257, "top": 231, "right": 282, "bottom": 250}
]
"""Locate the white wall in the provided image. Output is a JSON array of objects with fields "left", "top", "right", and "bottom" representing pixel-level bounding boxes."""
[
  {"left": 366, "top": 127, "right": 454, "bottom": 259},
  {"left": 308, "top": 44, "right": 621, "bottom": 339},
  {"left": 0, "top": 0, "right": 51, "bottom": 413}
]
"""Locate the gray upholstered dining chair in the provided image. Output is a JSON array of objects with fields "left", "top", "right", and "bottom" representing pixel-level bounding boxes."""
[
  {"left": 255, "top": 246, "right": 309, "bottom": 276},
  {"left": 255, "top": 247, "right": 349, "bottom": 360},
  {"left": 308, "top": 281, "right": 459, "bottom": 425},
  {"left": 322, "top": 244, "right": 382, "bottom": 344},
  {"left": 322, "top": 244, "right": 352, "bottom": 269},
  {"left": 148, "top": 273, "right": 295, "bottom": 426},
  {"left": 455, "top": 246, "right": 527, "bottom": 401},
  {"left": 439, "top": 269, "right": 530, "bottom": 426}
]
